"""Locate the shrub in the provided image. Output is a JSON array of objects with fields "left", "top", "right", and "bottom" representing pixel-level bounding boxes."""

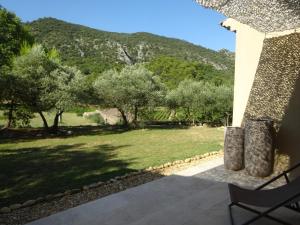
[
  {"left": 85, "top": 113, "right": 105, "bottom": 125},
  {"left": 68, "top": 105, "right": 96, "bottom": 116},
  {"left": 3, "top": 106, "right": 34, "bottom": 128}
]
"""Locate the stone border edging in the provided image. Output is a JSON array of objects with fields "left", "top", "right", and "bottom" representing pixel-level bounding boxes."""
[{"left": 0, "top": 150, "right": 222, "bottom": 214}]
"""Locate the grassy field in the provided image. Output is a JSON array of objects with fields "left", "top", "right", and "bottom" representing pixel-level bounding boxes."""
[
  {"left": 0, "top": 111, "right": 97, "bottom": 128},
  {"left": 0, "top": 125, "right": 224, "bottom": 207}
]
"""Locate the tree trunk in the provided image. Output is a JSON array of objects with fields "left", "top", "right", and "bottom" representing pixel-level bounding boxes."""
[
  {"left": 226, "top": 115, "right": 229, "bottom": 127},
  {"left": 133, "top": 106, "right": 138, "bottom": 125},
  {"left": 59, "top": 113, "right": 62, "bottom": 123},
  {"left": 5, "top": 100, "right": 14, "bottom": 129},
  {"left": 38, "top": 111, "right": 49, "bottom": 129},
  {"left": 118, "top": 108, "right": 128, "bottom": 127},
  {"left": 52, "top": 110, "right": 64, "bottom": 130},
  {"left": 168, "top": 109, "right": 176, "bottom": 121},
  {"left": 186, "top": 107, "right": 191, "bottom": 122},
  {"left": 225, "top": 113, "right": 230, "bottom": 126}
]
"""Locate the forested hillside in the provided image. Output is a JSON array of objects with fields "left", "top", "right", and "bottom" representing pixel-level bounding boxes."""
[
  {"left": 28, "top": 17, "right": 235, "bottom": 74},
  {"left": 1, "top": 12, "right": 235, "bottom": 129}
]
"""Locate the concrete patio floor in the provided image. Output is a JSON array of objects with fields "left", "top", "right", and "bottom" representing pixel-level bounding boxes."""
[{"left": 26, "top": 161, "right": 300, "bottom": 225}]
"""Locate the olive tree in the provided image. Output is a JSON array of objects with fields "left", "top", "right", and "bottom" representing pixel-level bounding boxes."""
[
  {"left": 11, "top": 44, "right": 59, "bottom": 128},
  {"left": 12, "top": 44, "right": 84, "bottom": 129},
  {"left": 0, "top": 6, "right": 33, "bottom": 128},
  {"left": 210, "top": 85, "right": 233, "bottom": 126},
  {"left": 50, "top": 65, "right": 85, "bottom": 129},
  {"left": 166, "top": 80, "right": 207, "bottom": 123},
  {"left": 166, "top": 79, "right": 233, "bottom": 125},
  {"left": 93, "top": 65, "right": 166, "bottom": 126}
]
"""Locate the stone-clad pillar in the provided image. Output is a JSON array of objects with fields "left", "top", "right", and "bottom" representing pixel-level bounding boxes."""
[
  {"left": 244, "top": 119, "right": 275, "bottom": 177},
  {"left": 224, "top": 127, "right": 244, "bottom": 171}
]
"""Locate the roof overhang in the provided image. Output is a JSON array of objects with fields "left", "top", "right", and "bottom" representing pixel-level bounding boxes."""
[{"left": 196, "top": 0, "right": 300, "bottom": 33}]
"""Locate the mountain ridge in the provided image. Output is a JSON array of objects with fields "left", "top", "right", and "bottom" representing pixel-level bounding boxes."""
[{"left": 27, "top": 17, "right": 235, "bottom": 74}]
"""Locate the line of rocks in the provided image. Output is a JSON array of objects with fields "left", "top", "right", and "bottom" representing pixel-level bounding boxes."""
[
  {"left": 0, "top": 151, "right": 222, "bottom": 225},
  {"left": 0, "top": 189, "right": 81, "bottom": 214}
]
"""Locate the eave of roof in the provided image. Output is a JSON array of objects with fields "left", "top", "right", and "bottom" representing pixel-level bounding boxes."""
[{"left": 195, "top": 0, "right": 300, "bottom": 33}]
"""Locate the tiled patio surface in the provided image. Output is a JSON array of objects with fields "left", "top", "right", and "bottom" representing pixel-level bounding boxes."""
[{"left": 26, "top": 161, "right": 299, "bottom": 225}]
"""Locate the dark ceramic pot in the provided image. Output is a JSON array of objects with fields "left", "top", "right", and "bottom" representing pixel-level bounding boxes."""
[
  {"left": 244, "top": 119, "right": 275, "bottom": 177},
  {"left": 224, "top": 127, "right": 245, "bottom": 171}
]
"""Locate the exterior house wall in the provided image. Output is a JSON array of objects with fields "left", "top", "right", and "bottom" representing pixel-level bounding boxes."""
[
  {"left": 225, "top": 18, "right": 300, "bottom": 172},
  {"left": 196, "top": 0, "right": 300, "bottom": 174},
  {"left": 243, "top": 32, "right": 300, "bottom": 172},
  {"left": 222, "top": 19, "right": 265, "bottom": 126}
]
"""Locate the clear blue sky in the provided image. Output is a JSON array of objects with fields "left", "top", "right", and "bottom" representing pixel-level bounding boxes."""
[{"left": 0, "top": 0, "right": 235, "bottom": 51}]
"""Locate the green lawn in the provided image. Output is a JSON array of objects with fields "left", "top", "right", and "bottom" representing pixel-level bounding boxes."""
[
  {"left": 0, "top": 111, "right": 97, "bottom": 128},
  {"left": 0, "top": 119, "right": 224, "bottom": 207}
]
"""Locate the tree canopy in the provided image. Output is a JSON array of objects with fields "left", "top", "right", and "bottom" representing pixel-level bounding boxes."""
[
  {"left": 93, "top": 65, "right": 166, "bottom": 126},
  {"left": 10, "top": 44, "right": 84, "bottom": 129},
  {"left": 0, "top": 7, "right": 34, "bottom": 128},
  {"left": 0, "top": 6, "right": 33, "bottom": 69},
  {"left": 0, "top": 7, "right": 234, "bottom": 129},
  {"left": 147, "top": 56, "right": 233, "bottom": 89},
  {"left": 166, "top": 79, "right": 233, "bottom": 125}
]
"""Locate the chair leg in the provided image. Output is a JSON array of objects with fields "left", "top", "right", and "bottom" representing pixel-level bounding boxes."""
[
  {"left": 234, "top": 203, "right": 292, "bottom": 225},
  {"left": 295, "top": 202, "right": 300, "bottom": 212},
  {"left": 295, "top": 202, "right": 300, "bottom": 210},
  {"left": 228, "top": 203, "right": 235, "bottom": 225},
  {"left": 292, "top": 201, "right": 300, "bottom": 212},
  {"left": 242, "top": 213, "right": 292, "bottom": 225},
  {"left": 285, "top": 203, "right": 300, "bottom": 214}
]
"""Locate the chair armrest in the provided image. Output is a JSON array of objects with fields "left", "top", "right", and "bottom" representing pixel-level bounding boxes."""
[{"left": 255, "top": 161, "right": 300, "bottom": 190}]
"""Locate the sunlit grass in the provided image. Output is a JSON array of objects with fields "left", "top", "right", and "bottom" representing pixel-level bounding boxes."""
[
  {"left": 0, "top": 111, "right": 96, "bottom": 128},
  {"left": 0, "top": 125, "right": 224, "bottom": 207}
]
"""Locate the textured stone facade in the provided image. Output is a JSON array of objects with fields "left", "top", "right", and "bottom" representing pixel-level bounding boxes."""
[
  {"left": 244, "top": 33, "right": 300, "bottom": 124},
  {"left": 244, "top": 33, "right": 300, "bottom": 173}
]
